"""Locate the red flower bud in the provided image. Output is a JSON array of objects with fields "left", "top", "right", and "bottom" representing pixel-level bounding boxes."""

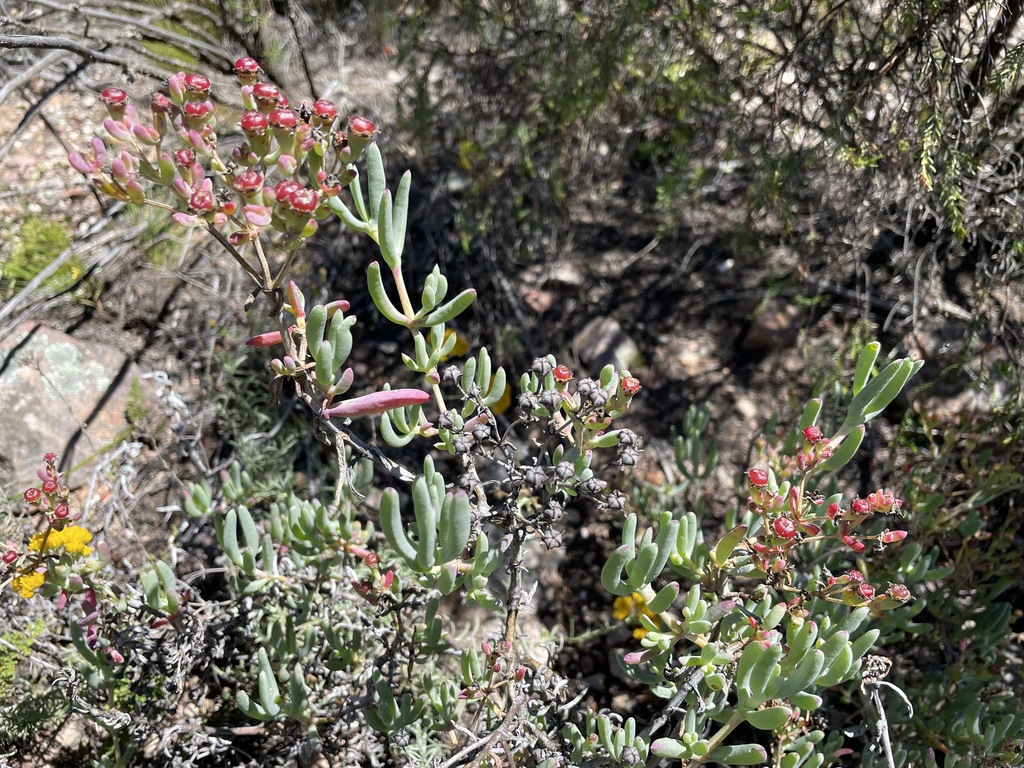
[
  {"left": 802, "top": 425, "right": 823, "bottom": 442},
  {"left": 856, "top": 583, "right": 875, "bottom": 600},
  {"left": 42, "top": 480, "right": 58, "bottom": 495},
  {"left": 100, "top": 87, "right": 129, "bottom": 111},
  {"left": 619, "top": 373, "right": 641, "bottom": 395},
  {"left": 53, "top": 503, "right": 70, "bottom": 519},
  {"left": 273, "top": 179, "right": 303, "bottom": 203},
  {"left": 251, "top": 82, "right": 281, "bottom": 110},
  {"left": 887, "top": 584, "right": 910, "bottom": 601},
  {"left": 845, "top": 569, "right": 864, "bottom": 583},
  {"left": 232, "top": 170, "right": 264, "bottom": 194},
  {"left": 826, "top": 502, "right": 841, "bottom": 521},
  {"left": 151, "top": 92, "right": 173, "bottom": 113},
  {"left": 183, "top": 100, "right": 213, "bottom": 122},
  {"left": 233, "top": 57, "right": 261, "bottom": 83},
  {"left": 183, "top": 73, "right": 211, "bottom": 96},
  {"left": 851, "top": 498, "right": 870, "bottom": 514},
  {"left": 240, "top": 110, "right": 269, "bottom": 136},
  {"left": 24, "top": 487, "right": 42, "bottom": 503},
  {"left": 773, "top": 516, "right": 797, "bottom": 539},
  {"left": 174, "top": 149, "right": 195, "bottom": 167},
  {"left": 44, "top": 452, "right": 57, "bottom": 463},
  {"left": 312, "top": 99, "right": 337, "bottom": 125},
  {"left": 348, "top": 114, "right": 376, "bottom": 137},
  {"left": 2, "top": 549, "right": 18, "bottom": 564},
  {"left": 552, "top": 364, "right": 573, "bottom": 382},
  {"left": 364, "top": 552, "right": 380, "bottom": 567},
  {"left": 268, "top": 108, "right": 299, "bottom": 130},
  {"left": 747, "top": 468, "right": 769, "bottom": 487},
  {"left": 285, "top": 188, "right": 319, "bottom": 214}
]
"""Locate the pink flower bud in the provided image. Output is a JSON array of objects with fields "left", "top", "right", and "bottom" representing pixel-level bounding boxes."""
[
  {"left": 53, "top": 503, "right": 70, "bottom": 519},
  {"left": 175, "top": 149, "right": 195, "bottom": 167},
  {"left": 879, "top": 529, "right": 907, "bottom": 544},
  {"left": 151, "top": 92, "right": 173, "bottom": 114},
  {"left": 802, "top": 425, "right": 823, "bottom": 442},
  {"left": 167, "top": 72, "right": 186, "bottom": 104},
  {"left": 189, "top": 189, "right": 216, "bottom": 213},
  {"left": 841, "top": 535, "right": 866, "bottom": 553},
  {"left": 103, "top": 118, "right": 131, "bottom": 141},
  {"left": 245, "top": 331, "right": 284, "bottom": 347},
  {"left": 172, "top": 212, "right": 201, "bottom": 227},
  {"left": 286, "top": 281, "right": 305, "bottom": 319},
  {"left": 277, "top": 154, "right": 298, "bottom": 176},
  {"left": 322, "top": 388, "right": 431, "bottom": 419},
  {"left": 132, "top": 123, "right": 161, "bottom": 145},
  {"left": 3, "top": 549, "right": 19, "bottom": 563},
  {"left": 851, "top": 498, "right": 870, "bottom": 515},
  {"left": 826, "top": 502, "right": 841, "bottom": 521},
  {"left": 243, "top": 205, "right": 272, "bottom": 227}
]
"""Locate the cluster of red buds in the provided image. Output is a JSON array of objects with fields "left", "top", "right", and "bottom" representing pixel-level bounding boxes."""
[
  {"left": 787, "top": 425, "right": 833, "bottom": 471},
  {"left": 744, "top": 466, "right": 910, "bottom": 610},
  {"left": 69, "top": 57, "right": 377, "bottom": 253},
  {"left": 3, "top": 454, "right": 94, "bottom": 599},
  {"left": 820, "top": 568, "right": 911, "bottom": 612},
  {"left": 19, "top": 452, "right": 75, "bottom": 526}
]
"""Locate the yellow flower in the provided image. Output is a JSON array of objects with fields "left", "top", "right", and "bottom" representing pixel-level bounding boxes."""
[
  {"left": 58, "top": 526, "right": 93, "bottom": 556},
  {"left": 27, "top": 526, "right": 92, "bottom": 556},
  {"left": 11, "top": 570, "right": 45, "bottom": 598},
  {"left": 28, "top": 530, "right": 61, "bottom": 552},
  {"left": 613, "top": 595, "right": 634, "bottom": 621},
  {"left": 613, "top": 592, "right": 659, "bottom": 639}
]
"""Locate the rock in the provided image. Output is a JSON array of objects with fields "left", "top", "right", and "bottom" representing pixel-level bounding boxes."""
[
  {"left": 654, "top": 335, "right": 721, "bottom": 381},
  {"left": 574, "top": 316, "right": 642, "bottom": 372},
  {"left": 734, "top": 396, "right": 759, "bottom": 422},
  {"left": 0, "top": 323, "right": 146, "bottom": 488},
  {"left": 740, "top": 298, "right": 800, "bottom": 353}
]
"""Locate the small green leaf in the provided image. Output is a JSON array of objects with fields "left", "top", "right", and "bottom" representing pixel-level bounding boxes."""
[
  {"left": 711, "top": 524, "right": 748, "bottom": 567},
  {"left": 743, "top": 705, "right": 792, "bottom": 730}
]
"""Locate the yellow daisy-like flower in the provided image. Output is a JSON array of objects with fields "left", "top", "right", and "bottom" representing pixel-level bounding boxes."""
[
  {"left": 28, "top": 530, "right": 61, "bottom": 553},
  {"left": 612, "top": 594, "right": 635, "bottom": 621},
  {"left": 58, "top": 526, "right": 93, "bottom": 556},
  {"left": 612, "top": 592, "right": 659, "bottom": 639},
  {"left": 11, "top": 570, "right": 45, "bottom": 598},
  {"left": 27, "top": 526, "right": 93, "bottom": 557}
]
